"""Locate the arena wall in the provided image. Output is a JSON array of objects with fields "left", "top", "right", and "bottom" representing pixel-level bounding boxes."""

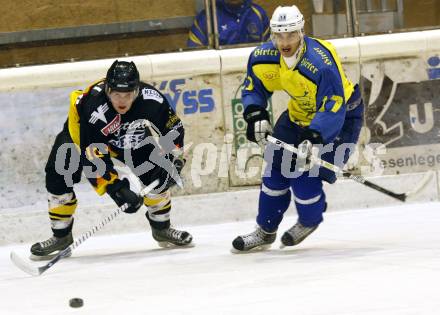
[{"left": 0, "top": 30, "right": 439, "bottom": 244}]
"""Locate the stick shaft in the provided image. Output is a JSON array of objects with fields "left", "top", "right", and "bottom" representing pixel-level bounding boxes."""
[
  {"left": 267, "top": 136, "right": 406, "bottom": 202},
  {"left": 13, "top": 179, "right": 160, "bottom": 276},
  {"left": 52, "top": 179, "right": 160, "bottom": 267}
]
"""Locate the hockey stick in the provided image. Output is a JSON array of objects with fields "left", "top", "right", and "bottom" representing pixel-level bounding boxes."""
[
  {"left": 267, "top": 135, "right": 433, "bottom": 202},
  {"left": 11, "top": 179, "right": 160, "bottom": 277}
]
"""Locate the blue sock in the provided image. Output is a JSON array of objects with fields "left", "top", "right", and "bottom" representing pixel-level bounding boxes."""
[
  {"left": 291, "top": 173, "right": 326, "bottom": 227},
  {"left": 257, "top": 169, "right": 291, "bottom": 233}
]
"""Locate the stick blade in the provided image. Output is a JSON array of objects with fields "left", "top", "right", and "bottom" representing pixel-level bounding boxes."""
[
  {"left": 392, "top": 193, "right": 407, "bottom": 202},
  {"left": 10, "top": 251, "right": 41, "bottom": 277}
]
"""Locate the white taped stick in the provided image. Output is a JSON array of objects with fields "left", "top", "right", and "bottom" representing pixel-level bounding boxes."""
[{"left": 11, "top": 179, "right": 160, "bottom": 277}]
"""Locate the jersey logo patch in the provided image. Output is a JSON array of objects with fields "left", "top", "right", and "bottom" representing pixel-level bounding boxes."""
[
  {"left": 101, "top": 114, "right": 121, "bottom": 136},
  {"left": 89, "top": 103, "right": 109, "bottom": 124},
  {"left": 142, "top": 88, "right": 164, "bottom": 103},
  {"left": 263, "top": 71, "right": 279, "bottom": 81}
]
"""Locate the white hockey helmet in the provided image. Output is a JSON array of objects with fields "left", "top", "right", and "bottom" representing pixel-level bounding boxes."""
[{"left": 270, "top": 5, "right": 304, "bottom": 33}]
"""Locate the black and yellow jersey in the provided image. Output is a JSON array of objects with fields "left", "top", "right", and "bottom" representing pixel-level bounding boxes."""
[
  {"left": 242, "top": 36, "right": 357, "bottom": 143},
  {"left": 67, "top": 80, "right": 184, "bottom": 195}
]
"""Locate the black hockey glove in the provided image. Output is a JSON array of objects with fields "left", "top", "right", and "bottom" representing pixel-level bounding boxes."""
[
  {"left": 299, "top": 128, "right": 323, "bottom": 145},
  {"left": 296, "top": 129, "right": 323, "bottom": 172},
  {"left": 106, "top": 178, "right": 143, "bottom": 214},
  {"left": 150, "top": 151, "right": 186, "bottom": 192},
  {"left": 161, "top": 154, "right": 186, "bottom": 190},
  {"left": 244, "top": 105, "right": 272, "bottom": 145}
]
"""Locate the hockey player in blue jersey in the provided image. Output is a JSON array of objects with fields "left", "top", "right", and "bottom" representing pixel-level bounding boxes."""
[
  {"left": 187, "top": 0, "right": 269, "bottom": 47},
  {"left": 232, "top": 5, "right": 364, "bottom": 251}
]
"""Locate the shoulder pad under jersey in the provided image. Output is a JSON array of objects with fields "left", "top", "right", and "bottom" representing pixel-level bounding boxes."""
[
  {"left": 89, "top": 81, "right": 105, "bottom": 96},
  {"left": 79, "top": 79, "right": 106, "bottom": 98},
  {"left": 139, "top": 82, "right": 165, "bottom": 104}
]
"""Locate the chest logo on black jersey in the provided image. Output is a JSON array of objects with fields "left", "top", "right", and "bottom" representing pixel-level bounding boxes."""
[
  {"left": 89, "top": 103, "right": 109, "bottom": 124},
  {"left": 101, "top": 114, "right": 121, "bottom": 136}
]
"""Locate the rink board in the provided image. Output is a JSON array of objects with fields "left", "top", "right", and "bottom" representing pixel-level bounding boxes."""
[
  {"left": 0, "top": 30, "right": 439, "bottom": 240},
  {"left": 0, "top": 171, "right": 437, "bottom": 244}
]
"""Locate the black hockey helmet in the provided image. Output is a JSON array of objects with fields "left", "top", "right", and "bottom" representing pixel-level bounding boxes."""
[{"left": 105, "top": 60, "right": 140, "bottom": 92}]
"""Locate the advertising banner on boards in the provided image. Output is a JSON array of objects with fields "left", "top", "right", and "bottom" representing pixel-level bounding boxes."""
[
  {"left": 361, "top": 55, "right": 440, "bottom": 175},
  {"left": 152, "top": 75, "right": 228, "bottom": 194}
]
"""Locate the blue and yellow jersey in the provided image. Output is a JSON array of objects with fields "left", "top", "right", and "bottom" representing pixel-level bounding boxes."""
[
  {"left": 242, "top": 36, "right": 356, "bottom": 143},
  {"left": 187, "top": 0, "right": 269, "bottom": 47}
]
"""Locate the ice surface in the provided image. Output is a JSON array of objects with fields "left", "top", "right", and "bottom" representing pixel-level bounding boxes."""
[{"left": 1, "top": 201, "right": 440, "bottom": 315}]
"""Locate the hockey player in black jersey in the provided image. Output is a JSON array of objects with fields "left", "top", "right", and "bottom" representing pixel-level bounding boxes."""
[{"left": 30, "top": 60, "right": 193, "bottom": 260}]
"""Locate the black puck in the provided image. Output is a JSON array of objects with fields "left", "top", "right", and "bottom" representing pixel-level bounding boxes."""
[{"left": 69, "top": 298, "right": 84, "bottom": 308}]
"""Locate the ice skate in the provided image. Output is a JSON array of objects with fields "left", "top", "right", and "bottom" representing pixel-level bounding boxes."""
[
  {"left": 280, "top": 221, "right": 318, "bottom": 248},
  {"left": 232, "top": 226, "right": 276, "bottom": 253},
  {"left": 151, "top": 227, "right": 193, "bottom": 248},
  {"left": 30, "top": 233, "right": 73, "bottom": 261}
]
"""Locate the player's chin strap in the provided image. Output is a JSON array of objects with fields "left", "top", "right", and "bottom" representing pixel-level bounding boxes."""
[
  {"left": 10, "top": 179, "right": 160, "bottom": 277},
  {"left": 267, "top": 135, "right": 434, "bottom": 202}
]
